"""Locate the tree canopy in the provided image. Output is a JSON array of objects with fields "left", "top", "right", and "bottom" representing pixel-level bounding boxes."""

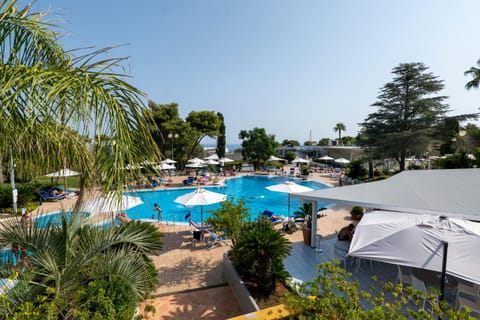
[
  {"left": 0, "top": 0, "right": 160, "bottom": 195},
  {"left": 239, "top": 128, "right": 279, "bottom": 168},
  {"left": 333, "top": 123, "right": 346, "bottom": 145},
  {"left": 359, "top": 62, "right": 476, "bottom": 171}
]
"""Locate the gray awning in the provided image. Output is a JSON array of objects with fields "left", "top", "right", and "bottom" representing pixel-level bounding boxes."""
[{"left": 292, "top": 169, "right": 480, "bottom": 221}]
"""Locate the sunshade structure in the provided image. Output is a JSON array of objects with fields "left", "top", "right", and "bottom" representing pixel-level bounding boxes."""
[
  {"left": 204, "top": 153, "right": 219, "bottom": 161},
  {"left": 349, "top": 210, "right": 480, "bottom": 288},
  {"left": 81, "top": 194, "right": 143, "bottom": 216},
  {"left": 46, "top": 169, "right": 81, "bottom": 193},
  {"left": 188, "top": 157, "right": 205, "bottom": 164},
  {"left": 291, "top": 169, "right": 480, "bottom": 221},
  {"left": 268, "top": 155, "right": 285, "bottom": 162},
  {"left": 206, "top": 159, "right": 220, "bottom": 165},
  {"left": 292, "top": 157, "right": 309, "bottom": 164},
  {"left": 318, "top": 155, "right": 334, "bottom": 161},
  {"left": 174, "top": 187, "right": 227, "bottom": 222},
  {"left": 266, "top": 181, "right": 313, "bottom": 218},
  {"left": 219, "top": 157, "right": 234, "bottom": 165},
  {"left": 162, "top": 158, "right": 177, "bottom": 164},
  {"left": 334, "top": 157, "right": 350, "bottom": 164},
  {"left": 157, "top": 163, "right": 175, "bottom": 170}
]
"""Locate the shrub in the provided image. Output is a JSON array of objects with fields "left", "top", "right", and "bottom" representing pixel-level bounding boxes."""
[
  {"left": 350, "top": 206, "right": 364, "bottom": 221},
  {"left": 230, "top": 216, "right": 292, "bottom": 296},
  {"left": 283, "top": 262, "right": 473, "bottom": 319}
]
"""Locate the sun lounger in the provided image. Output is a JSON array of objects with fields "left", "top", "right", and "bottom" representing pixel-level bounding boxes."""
[
  {"left": 189, "top": 219, "right": 212, "bottom": 230},
  {"left": 38, "top": 189, "right": 65, "bottom": 202},
  {"left": 262, "top": 210, "right": 285, "bottom": 224}
]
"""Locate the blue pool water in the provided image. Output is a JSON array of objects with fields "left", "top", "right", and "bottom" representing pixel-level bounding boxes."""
[{"left": 125, "top": 175, "right": 330, "bottom": 223}]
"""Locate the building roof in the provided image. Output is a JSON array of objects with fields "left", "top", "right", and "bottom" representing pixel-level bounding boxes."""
[{"left": 292, "top": 169, "right": 480, "bottom": 221}]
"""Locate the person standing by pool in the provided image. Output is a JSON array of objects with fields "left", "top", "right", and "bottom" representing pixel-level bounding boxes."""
[{"left": 153, "top": 203, "right": 162, "bottom": 223}]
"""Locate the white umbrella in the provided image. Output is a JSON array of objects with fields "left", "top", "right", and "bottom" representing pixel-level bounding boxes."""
[
  {"left": 185, "top": 162, "right": 206, "bottom": 168},
  {"left": 206, "top": 159, "right": 220, "bottom": 165},
  {"left": 188, "top": 157, "right": 206, "bottom": 164},
  {"left": 204, "top": 154, "right": 219, "bottom": 161},
  {"left": 334, "top": 157, "right": 350, "bottom": 164},
  {"left": 174, "top": 187, "right": 226, "bottom": 222},
  {"left": 292, "top": 157, "right": 309, "bottom": 164},
  {"left": 46, "top": 169, "right": 81, "bottom": 192},
  {"left": 318, "top": 155, "right": 334, "bottom": 161},
  {"left": 157, "top": 163, "right": 175, "bottom": 170},
  {"left": 268, "top": 155, "right": 285, "bottom": 161},
  {"left": 266, "top": 181, "right": 313, "bottom": 218},
  {"left": 349, "top": 210, "right": 480, "bottom": 295},
  {"left": 46, "top": 169, "right": 81, "bottom": 177},
  {"left": 219, "top": 157, "right": 234, "bottom": 163},
  {"left": 81, "top": 194, "right": 143, "bottom": 215},
  {"left": 162, "top": 158, "right": 177, "bottom": 164}
]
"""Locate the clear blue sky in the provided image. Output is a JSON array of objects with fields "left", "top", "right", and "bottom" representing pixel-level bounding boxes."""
[{"left": 31, "top": 0, "right": 480, "bottom": 144}]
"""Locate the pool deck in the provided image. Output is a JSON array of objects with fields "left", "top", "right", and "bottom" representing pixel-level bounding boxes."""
[{"left": 26, "top": 169, "right": 351, "bottom": 319}]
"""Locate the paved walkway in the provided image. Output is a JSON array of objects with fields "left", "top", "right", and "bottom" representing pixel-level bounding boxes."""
[{"left": 138, "top": 223, "right": 243, "bottom": 319}]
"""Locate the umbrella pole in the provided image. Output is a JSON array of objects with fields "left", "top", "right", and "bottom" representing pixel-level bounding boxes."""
[{"left": 439, "top": 241, "right": 448, "bottom": 303}]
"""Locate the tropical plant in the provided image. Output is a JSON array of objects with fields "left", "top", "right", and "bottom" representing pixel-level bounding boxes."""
[
  {"left": 230, "top": 216, "right": 291, "bottom": 296},
  {"left": 206, "top": 197, "right": 251, "bottom": 246},
  {"left": 294, "top": 202, "right": 313, "bottom": 229},
  {"left": 283, "top": 262, "right": 473, "bottom": 319},
  {"left": 300, "top": 165, "right": 311, "bottom": 176},
  {"left": 350, "top": 206, "right": 364, "bottom": 221},
  {"left": 333, "top": 123, "right": 346, "bottom": 146},
  {"left": 0, "top": 0, "right": 160, "bottom": 196},
  {"left": 0, "top": 211, "right": 162, "bottom": 318}
]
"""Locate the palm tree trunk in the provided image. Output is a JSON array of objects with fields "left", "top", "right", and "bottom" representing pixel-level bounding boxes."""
[
  {"left": 258, "top": 256, "right": 273, "bottom": 295},
  {"left": 0, "top": 157, "right": 3, "bottom": 184}
]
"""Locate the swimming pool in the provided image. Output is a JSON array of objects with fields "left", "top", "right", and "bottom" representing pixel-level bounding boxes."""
[{"left": 124, "top": 175, "right": 331, "bottom": 224}]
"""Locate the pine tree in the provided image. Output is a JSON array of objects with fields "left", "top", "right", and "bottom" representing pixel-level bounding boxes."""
[{"left": 360, "top": 62, "right": 449, "bottom": 171}]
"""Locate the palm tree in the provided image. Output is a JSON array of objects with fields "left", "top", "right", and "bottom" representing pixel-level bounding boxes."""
[
  {"left": 233, "top": 217, "right": 291, "bottom": 295},
  {"left": 0, "top": 212, "right": 162, "bottom": 318},
  {"left": 333, "top": 123, "right": 347, "bottom": 146},
  {"left": 465, "top": 60, "right": 480, "bottom": 90},
  {"left": 0, "top": 0, "right": 160, "bottom": 197}
]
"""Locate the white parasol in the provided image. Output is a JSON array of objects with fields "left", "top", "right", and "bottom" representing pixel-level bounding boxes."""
[
  {"left": 174, "top": 187, "right": 226, "bottom": 222},
  {"left": 46, "top": 169, "right": 81, "bottom": 192},
  {"left": 266, "top": 181, "right": 313, "bottom": 218},
  {"left": 80, "top": 194, "right": 143, "bottom": 215},
  {"left": 204, "top": 154, "right": 219, "bottom": 161},
  {"left": 334, "top": 157, "right": 350, "bottom": 164},
  {"left": 162, "top": 158, "right": 177, "bottom": 164}
]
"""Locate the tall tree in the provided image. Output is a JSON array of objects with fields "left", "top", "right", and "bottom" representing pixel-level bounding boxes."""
[
  {"left": 216, "top": 112, "right": 226, "bottom": 158},
  {"left": 360, "top": 63, "right": 450, "bottom": 171},
  {"left": 185, "top": 111, "right": 221, "bottom": 161},
  {"left": 239, "top": 128, "right": 279, "bottom": 169},
  {"left": 333, "top": 123, "right": 346, "bottom": 145},
  {"left": 147, "top": 101, "right": 187, "bottom": 160},
  {"left": 0, "top": 1, "right": 160, "bottom": 197}
]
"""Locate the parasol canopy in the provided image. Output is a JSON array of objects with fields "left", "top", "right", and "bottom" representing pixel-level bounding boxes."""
[
  {"left": 266, "top": 181, "right": 313, "bottom": 217},
  {"left": 174, "top": 187, "right": 226, "bottom": 222}
]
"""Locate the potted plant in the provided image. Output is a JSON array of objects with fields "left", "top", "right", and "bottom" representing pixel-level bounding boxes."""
[
  {"left": 299, "top": 165, "right": 311, "bottom": 179},
  {"left": 350, "top": 206, "right": 364, "bottom": 221},
  {"left": 294, "top": 202, "right": 313, "bottom": 245}
]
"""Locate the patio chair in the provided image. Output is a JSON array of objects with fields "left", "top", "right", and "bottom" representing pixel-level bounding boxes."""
[
  {"left": 188, "top": 219, "right": 212, "bottom": 231},
  {"left": 205, "top": 230, "right": 227, "bottom": 249},
  {"left": 458, "top": 296, "right": 480, "bottom": 317},
  {"left": 456, "top": 282, "right": 480, "bottom": 304}
]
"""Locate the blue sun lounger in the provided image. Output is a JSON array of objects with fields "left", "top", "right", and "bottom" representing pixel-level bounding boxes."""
[
  {"left": 38, "top": 189, "right": 65, "bottom": 202},
  {"left": 262, "top": 210, "right": 285, "bottom": 224}
]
